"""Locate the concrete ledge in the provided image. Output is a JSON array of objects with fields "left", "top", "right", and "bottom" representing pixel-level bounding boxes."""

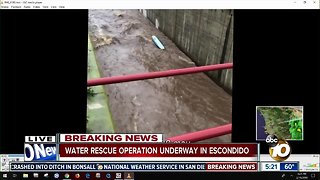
[{"left": 87, "top": 36, "right": 115, "bottom": 133}]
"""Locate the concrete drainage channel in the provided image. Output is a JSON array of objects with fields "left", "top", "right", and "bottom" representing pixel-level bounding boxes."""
[
  {"left": 87, "top": 10, "right": 232, "bottom": 142},
  {"left": 87, "top": 36, "right": 115, "bottom": 133}
]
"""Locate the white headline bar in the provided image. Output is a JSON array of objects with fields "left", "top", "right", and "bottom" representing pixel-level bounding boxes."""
[{"left": 59, "top": 134, "right": 163, "bottom": 143}]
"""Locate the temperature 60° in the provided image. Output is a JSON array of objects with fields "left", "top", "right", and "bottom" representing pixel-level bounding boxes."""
[{"left": 284, "top": 164, "right": 295, "bottom": 169}]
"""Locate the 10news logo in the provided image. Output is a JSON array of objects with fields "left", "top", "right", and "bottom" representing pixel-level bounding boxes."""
[{"left": 266, "top": 135, "right": 291, "bottom": 161}]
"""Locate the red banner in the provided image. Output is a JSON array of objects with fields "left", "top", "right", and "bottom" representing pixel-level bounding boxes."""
[
  {"left": 206, "top": 162, "right": 258, "bottom": 171},
  {"left": 59, "top": 143, "right": 257, "bottom": 157}
]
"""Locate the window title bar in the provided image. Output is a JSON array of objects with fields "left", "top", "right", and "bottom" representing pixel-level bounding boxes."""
[{"left": 1, "top": 0, "right": 319, "bottom": 9}]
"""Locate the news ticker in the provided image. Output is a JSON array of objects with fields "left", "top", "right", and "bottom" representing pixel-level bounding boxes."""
[
  {"left": 24, "top": 135, "right": 258, "bottom": 162},
  {"left": 9, "top": 162, "right": 302, "bottom": 172},
  {"left": 20, "top": 134, "right": 317, "bottom": 173},
  {"left": 25, "top": 143, "right": 258, "bottom": 162},
  {"left": 2, "top": 134, "right": 316, "bottom": 173}
]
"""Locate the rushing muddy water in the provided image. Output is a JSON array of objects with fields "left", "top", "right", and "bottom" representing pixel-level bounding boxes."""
[{"left": 88, "top": 10, "right": 232, "bottom": 142}]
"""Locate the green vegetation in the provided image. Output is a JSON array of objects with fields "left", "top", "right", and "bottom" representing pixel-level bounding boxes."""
[
  {"left": 86, "top": 116, "right": 93, "bottom": 133},
  {"left": 87, "top": 87, "right": 96, "bottom": 97},
  {"left": 87, "top": 36, "right": 115, "bottom": 133},
  {"left": 258, "top": 107, "right": 303, "bottom": 140}
]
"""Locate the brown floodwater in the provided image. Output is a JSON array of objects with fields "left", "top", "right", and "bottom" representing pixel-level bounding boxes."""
[{"left": 88, "top": 10, "right": 232, "bottom": 142}]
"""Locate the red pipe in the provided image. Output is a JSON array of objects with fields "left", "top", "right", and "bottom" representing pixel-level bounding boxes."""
[
  {"left": 88, "top": 63, "right": 233, "bottom": 86},
  {"left": 166, "top": 123, "right": 232, "bottom": 143}
]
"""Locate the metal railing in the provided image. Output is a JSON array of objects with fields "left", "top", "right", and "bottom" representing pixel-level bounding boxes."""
[
  {"left": 88, "top": 63, "right": 233, "bottom": 86},
  {"left": 88, "top": 63, "right": 233, "bottom": 142}
]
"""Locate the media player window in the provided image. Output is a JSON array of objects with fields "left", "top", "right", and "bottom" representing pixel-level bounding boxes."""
[{"left": 0, "top": 154, "right": 24, "bottom": 172}]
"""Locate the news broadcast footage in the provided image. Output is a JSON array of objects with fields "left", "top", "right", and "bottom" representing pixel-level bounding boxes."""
[{"left": 0, "top": 9, "right": 319, "bottom": 180}]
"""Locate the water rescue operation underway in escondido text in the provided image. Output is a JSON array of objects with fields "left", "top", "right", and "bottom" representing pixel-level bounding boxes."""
[{"left": 64, "top": 146, "right": 250, "bottom": 155}]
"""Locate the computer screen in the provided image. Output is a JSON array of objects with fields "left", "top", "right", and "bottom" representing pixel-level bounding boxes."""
[{"left": 0, "top": 4, "right": 319, "bottom": 180}]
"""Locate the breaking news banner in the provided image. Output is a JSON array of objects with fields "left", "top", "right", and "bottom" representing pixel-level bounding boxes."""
[
  {"left": 10, "top": 162, "right": 258, "bottom": 172},
  {"left": 24, "top": 136, "right": 57, "bottom": 162},
  {"left": 59, "top": 134, "right": 163, "bottom": 143},
  {"left": 58, "top": 143, "right": 258, "bottom": 161}
]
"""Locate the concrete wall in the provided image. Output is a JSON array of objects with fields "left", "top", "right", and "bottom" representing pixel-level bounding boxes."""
[{"left": 140, "top": 10, "right": 233, "bottom": 92}]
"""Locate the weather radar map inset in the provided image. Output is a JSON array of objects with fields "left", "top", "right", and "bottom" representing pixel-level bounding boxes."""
[{"left": 256, "top": 106, "right": 303, "bottom": 141}]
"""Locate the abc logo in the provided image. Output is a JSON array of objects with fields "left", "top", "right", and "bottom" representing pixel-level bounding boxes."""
[{"left": 266, "top": 135, "right": 291, "bottom": 161}]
